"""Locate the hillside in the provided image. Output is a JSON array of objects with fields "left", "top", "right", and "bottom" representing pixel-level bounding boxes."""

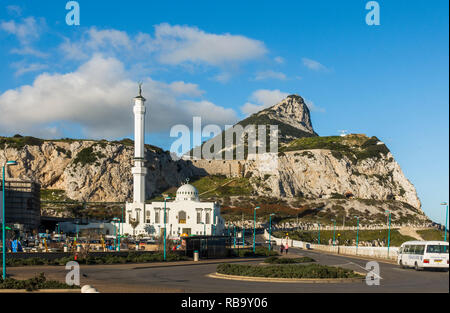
[{"left": 1, "top": 135, "right": 199, "bottom": 203}]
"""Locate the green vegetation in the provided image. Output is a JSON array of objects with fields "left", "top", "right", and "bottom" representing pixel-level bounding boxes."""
[
  {"left": 3, "top": 252, "right": 188, "bottom": 267},
  {"left": 417, "top": 229, "right": 449, "bottom": 241},
  {"left": 274, "top": 229, "right": 416, "bottom": 247},
  {"left": 41, "top": 189, "right": 70, "bottom": 202},
  {"left": 73, "top": 146, "right": 106, "bottom": 166},
  {"left": 238, "top": 109, "right": 317, "bottom": 144},
  {"left": 281, "top": 134, "right": 390, "bottom": 163},
  {"left": 231, "top": 247, "right": 278, "bottom": 258},
  {"left": 0, "top": 273, "right": 79, "bottom": 291},
  {"left": 264, "top": 256, "right": 315, "bottom": 264},
  {"left": 190, "top": 175, "right": 253, "bottom": 197},
  {"left": 0, "top": 135, "right": 44, "bottom": 149},
  {"left": 111, "top": 138, "right": 164, "bottom": 154},
  {"left": 217, "top": 263, "right": 363, "bottom": 279}
]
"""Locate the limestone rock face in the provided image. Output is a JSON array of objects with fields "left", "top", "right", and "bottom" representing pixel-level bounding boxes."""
[
  {"left": 1, "top": 140, "right": 198, "bottom": 202},
  {"left": 241, "top": 150, "right": 421, "bottom": 210},
  {"left": 255, "top": 94, "right": 316, "bottom": 136}
]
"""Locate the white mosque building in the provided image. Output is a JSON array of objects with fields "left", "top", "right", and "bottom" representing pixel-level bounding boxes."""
[{"left": 121, "top": 86, "right": 225, "bottom": 238}]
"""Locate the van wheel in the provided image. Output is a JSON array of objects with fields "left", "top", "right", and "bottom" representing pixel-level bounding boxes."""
[
  {"left": 399, "top": 260, "right": 406, "bottom": 269},
  {"left": 414, "top": 262, "right": 423, "bottom": 271}
]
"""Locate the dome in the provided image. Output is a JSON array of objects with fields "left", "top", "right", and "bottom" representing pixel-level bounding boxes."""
[{"left": 175, "top": 183, "right": 199, "bottom": 202}]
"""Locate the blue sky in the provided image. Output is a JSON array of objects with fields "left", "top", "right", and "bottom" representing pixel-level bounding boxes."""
[{"left": 0, "top": 0, "right": 448, "bottom": 224}]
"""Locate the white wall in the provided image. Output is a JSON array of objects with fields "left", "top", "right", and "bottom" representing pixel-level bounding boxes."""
[{"left": 264, "top": 230, "right": 398, "bottom": 260}]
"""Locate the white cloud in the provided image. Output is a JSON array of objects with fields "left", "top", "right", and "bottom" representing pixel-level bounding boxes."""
[
  {"left": 212, "top": 72, "right": 232, "bottom": 83},
  {"left": 304, "top": 99, "right": 325, "bottom": 113},
  {"left": 6, "top": 5, "right": 22, "bottom": 17},
  {"left": 154, "top": 23, "right": 267, "bottom": 66},
  {"left": 167, "top": 81, "right": 204, "bottom": 97},
  {"left": 254, "top": 70, "right": 286, "bottom": 81},
  {"left": 12, "top": 62, "right": 48, "bottom": 77},
  {"left": 274, "top": 56, "right": 284, "bottom": 64},
  {"left": 10, "top": 46, "right": 48, "bottom": 58},
  {"left": 59, "top": 23, "right": 267, "bottom": 70},
  {"left": 0, "top": 55, "right": 238, "bottom": 139},
  {"left": 240, "top": 89, "right": 289, "bottom": 115},
  {"left": 0, "top": 17, "right": 45, "bottom": 45},
  {"left": 302, "top": 57, "right": 328, "bottom": 71}
]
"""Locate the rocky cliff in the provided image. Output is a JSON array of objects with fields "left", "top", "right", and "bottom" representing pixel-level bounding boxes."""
[{"left": 1, "top": 137, "right": 200, "bottom": 202}]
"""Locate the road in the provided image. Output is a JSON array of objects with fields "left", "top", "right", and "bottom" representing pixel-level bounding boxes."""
[{"left": 8, "top": 246, "right": 448, "bottom": 293}]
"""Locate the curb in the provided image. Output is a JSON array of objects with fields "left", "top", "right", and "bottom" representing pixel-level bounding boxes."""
[{"left": 207, "top": 272, "right": 364, "bottom": 284}]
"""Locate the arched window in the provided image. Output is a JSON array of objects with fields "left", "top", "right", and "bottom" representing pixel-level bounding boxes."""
[
  {"left": 205, "top": 212, "right": 210, "bottom": 224},
  {"left": 146, "top": 210, "right": 151, "bottom": 223},
  {"left": 179, "top": 211, "right": 186, "bottom": 224}
]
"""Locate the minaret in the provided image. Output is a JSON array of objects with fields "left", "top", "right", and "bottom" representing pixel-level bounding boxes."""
[{"left": 132, "top": 84, "right": 147, "bottom": 203}]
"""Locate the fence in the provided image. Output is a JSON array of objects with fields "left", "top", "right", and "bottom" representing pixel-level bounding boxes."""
[{"left": 264, "top": 230, "right": 398, "bottom": 261}]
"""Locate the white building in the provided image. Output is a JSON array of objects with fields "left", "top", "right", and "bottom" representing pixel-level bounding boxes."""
[{"left": 121, "top": 86, "right": 225, "bottom": 238}]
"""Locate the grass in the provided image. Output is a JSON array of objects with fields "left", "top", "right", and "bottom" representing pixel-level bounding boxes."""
[
  {"left": 190, "top": 175, "right": 253, "bottom": 197},
  {"left": 231, "top": 247, "right": 278, "bottom": 258},
  {"left": 0, "top": 135, "right": 44, "bottom": 149},
  {"left": 417, "top": 229, "right": 449, "bottom": 241},
  {"left": 274, "top": 229, "right": 416, "bottom": 247},
  {"left": 217, "top": 263, "right": 363, "bottom": 279},
  {"left": 3, "top": 252, "right": 188, "bottom": 267},
  {"left": 0, "top": 273, "right": 80, "bottom": 291},
  {"left": 281, "top": 134, "right": 390, "bottom": 163},
  {"left": 263, "top": 256, "right": 315, "bottom": 264},
  {"left": 72, "top": 146, "right": 106, "bottom": 166}
]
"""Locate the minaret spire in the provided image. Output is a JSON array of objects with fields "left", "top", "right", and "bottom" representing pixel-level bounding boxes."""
[{"left": 132, "top": 83, "right": 147, "bottom": 203}]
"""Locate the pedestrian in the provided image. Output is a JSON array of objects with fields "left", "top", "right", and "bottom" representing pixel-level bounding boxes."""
[
  {"left": 285, "top": 243, "right": 289, "bottom": 255},
  {"left": 280, "top": 244, "right": 284, "bottom": 254}
]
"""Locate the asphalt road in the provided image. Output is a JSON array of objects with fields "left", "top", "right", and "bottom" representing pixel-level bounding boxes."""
[{"left": 8, "top": 246, "right": 448, "bottom": 293}]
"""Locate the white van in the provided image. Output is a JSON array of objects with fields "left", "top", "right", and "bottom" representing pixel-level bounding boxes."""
[{"left": 397, "top": 241, "right": 449, "bottom": 271}]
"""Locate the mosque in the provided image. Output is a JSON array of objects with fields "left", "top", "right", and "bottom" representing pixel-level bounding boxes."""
[{"left": 121, "top": 87, "right": 225, "bottom": 238}]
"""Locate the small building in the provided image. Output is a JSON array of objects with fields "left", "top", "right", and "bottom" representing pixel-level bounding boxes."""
[
  {"left": 0, "top": 179, "right": 41, "bottom": 231},
  {"left": 122, "top": 183, "right": 225, "bottom": 238}
]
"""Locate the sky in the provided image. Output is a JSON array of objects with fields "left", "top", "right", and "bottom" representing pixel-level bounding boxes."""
[{"left": 0, "top": 0, "right": 448, "bottom": 224}]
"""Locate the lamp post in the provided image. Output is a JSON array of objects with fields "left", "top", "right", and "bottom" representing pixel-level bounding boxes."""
[
  {"left": 253, "top": 207, "right": 260, "bottom": 253},
  {"left": 441, "top": 202, "right": 448, "bottom": 241},
  {"left": 318, "top": 222, "right": 321, "bottom": 244},
  {"left": 331, "top": 219, "right": 336, "bottom": 246},
  {"left": 242, "top": 213, "right": 245, "bottom": 248},
  {"left": 2, "top": 160, "right": 17, "bottom": 279},
  {"left": 233, "top": 224, "right": 236, "bottom": 249},
  {"left": 163, "top": 196, "right": 171, "bottom": 261},
  {"left": 120, "top": 206, "right": 124, "bottom": 251},
  {"left": 355, "top": 216, "right": 359, "bottom": 255},
  {"left": 269, "top": 213, "right": 275, "bottom": 251},
  {"left": 199, "top": 222, "right": 206, "bottom": 235},
  {"left": 385, "top": 210, "right": 391, "bottom": 257},
  {"left": 112, "top": 218, "right": 120, "bottom": 251}
]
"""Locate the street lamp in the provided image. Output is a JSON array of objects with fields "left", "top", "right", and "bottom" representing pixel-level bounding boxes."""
[
  {"left": 253, "top": 207, "right": 260, "bottom": 253},
  {"left": 199, "top": 222, "right": 206, "bottom": 235},
  {"left": 233, "top": 224, "right": 236, "bottom": 249},
  {"left": 2, "top": 160, "right": 17, "bottom": 279},
  {"left": 318, "top": 222, "right": 321, "bottom": 244},
  {"left": 331, "top": 219, "right": 336, "bottom": 246},
  {"left": 385, "top": 210, "right": 391, "bottom": 257},
  {"left": 269, "top": 213, "right": 275, "bottom": 251},
  {"left": 112, "top": 217, "right": 120, "bottom": 251},
  {"left": 441, "top": 202, "right": 448, "bottom": 241},
  {"left": 120, "top": 206, "right": 124, "bottom": 251},
  {"left": 354, "top": 216, "right": 360, "bottom": 255},
  {"left": 163, "top": 196, "right": 171, "bottom": 261}
]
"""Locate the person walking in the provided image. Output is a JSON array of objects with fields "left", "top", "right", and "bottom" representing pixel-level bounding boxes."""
[
  {"left": 280, "top": 244, "right": 284, "bottom": 254},
  {"left": 285, "top": 242, "right": 289, "bottom": 255}
]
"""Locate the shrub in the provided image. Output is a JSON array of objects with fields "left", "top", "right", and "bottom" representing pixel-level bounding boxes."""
[
  {"left": 0, "top": 273, "right": 79, "bottom": 291},
  {"left": 217, "top": 263, "right": 362, "bottom": 279},
  {"left": 264, "top": 256, "right": 315, "bottom": 264}
]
